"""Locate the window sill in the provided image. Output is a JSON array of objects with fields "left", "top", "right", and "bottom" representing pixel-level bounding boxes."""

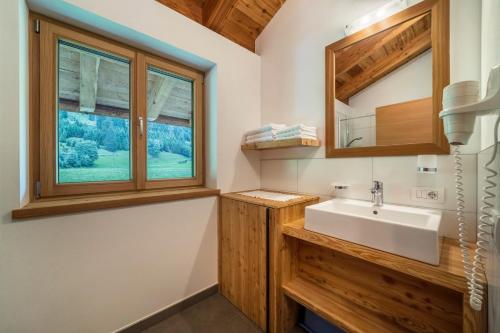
[{"left": 12, "top": 187, "right": 220, "bottom": 219}]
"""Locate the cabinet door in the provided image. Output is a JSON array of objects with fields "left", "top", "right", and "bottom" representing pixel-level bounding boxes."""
[{"left": 220, "top": 198, "right": 267, "bottom": 330}]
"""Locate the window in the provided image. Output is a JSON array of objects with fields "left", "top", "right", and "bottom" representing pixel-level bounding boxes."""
[
  {"left": 32, "top": 17, "right": 204, "bottom": 198},
  {"left": 57, "top": 40, "right": 132, "bottom": 184},
  {"left": 138, "top": 54, "right": 203, "bottom": 190},
  {"left": 146, "top": 66, "right": 193, "bottom": 181}
]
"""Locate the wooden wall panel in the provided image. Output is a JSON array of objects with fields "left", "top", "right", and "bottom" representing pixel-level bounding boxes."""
[
  {"left": 376, "top": 97, "right": 433, "bottom": 146},
  {"left": 296, "top": 241, "right": 462, "bottom": 333},
  {"left": 220, "top": 191, "right": 319, "bottom": 333},
  {"left": 219, "top": 197, "right": 267, "bottom": 330},
  {"left": 279, "top": 222, "right": 487, "bottom": 333},
  {"left": 268, "top": 200, "right": 319, "bottom": 333}
]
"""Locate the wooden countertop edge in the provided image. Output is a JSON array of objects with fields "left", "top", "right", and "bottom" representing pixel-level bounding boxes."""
[
  {"left": 282, "top": 219, "right": 472, "bottom": 293},
  {"left": 12, "top": 187, "right": 220, "bottom": 219},
  {"left": 220, "top": 189, "right": 320, "bottom": 208}
]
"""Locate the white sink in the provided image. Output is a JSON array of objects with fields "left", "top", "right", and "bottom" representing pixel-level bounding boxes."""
[{"left": 304, "top": 199, "right": 442, "bottom": 265}]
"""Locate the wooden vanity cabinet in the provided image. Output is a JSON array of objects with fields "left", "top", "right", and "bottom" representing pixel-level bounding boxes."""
[
  {"left": 220, "top": 191, "right": 486, "bottom": 333},
  {"left": 276, "top": 219, "right": 488, "bottom": 333},
  {"left": 219, "top": 191, "right": 319, "bottom": 332}
]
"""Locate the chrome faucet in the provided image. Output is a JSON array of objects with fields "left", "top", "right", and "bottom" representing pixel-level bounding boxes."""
[{"left": 371, "top": 180, "right": 383, "bottom": 207}]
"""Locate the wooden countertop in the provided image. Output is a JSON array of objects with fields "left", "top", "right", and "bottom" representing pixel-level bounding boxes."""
[
  {"left": 282, "top": 218, "right": 476, "bottom": 293},
  {"left": 220, "top": 190, "right": 319, "bottom": 208}
]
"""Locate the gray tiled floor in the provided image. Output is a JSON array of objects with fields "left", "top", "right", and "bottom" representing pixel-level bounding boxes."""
[{"left": 142, "top": 293, "right": 306, "bottom": 333}]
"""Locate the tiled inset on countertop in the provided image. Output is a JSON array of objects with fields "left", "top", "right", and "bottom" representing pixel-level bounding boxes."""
[{"left": 261, "top": 153, "right": 478, "bottom": 241}]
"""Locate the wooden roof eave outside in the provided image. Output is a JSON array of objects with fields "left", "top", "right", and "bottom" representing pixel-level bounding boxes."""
[{"left": 58, "top": 45, "right": 192, "bottom": 127}]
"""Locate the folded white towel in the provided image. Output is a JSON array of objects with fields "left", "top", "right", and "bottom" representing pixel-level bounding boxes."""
[
  {"left": 276, "top": 125, "right": 317, "bottom": 139},
  {"left": 245, "top": 123, "right": 286, "bottom": 137},
  {"left": 246, "top": 130, "right": 278, "bottom": 141},
  {"left": 277, "top": 124, "right": 316, "bottom": 134},
  {"left": 275, "top": 134, "right": 317, "bottom": 141},
  {"left": 276, "top": 129, "right": 317, "bottom": 138},
  {"left": 245, "top": 135, "right": 275, "bottom": 144}
]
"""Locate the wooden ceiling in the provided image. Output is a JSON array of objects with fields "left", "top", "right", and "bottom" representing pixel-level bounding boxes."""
[
  {"left": 335, "top": 12, "right": 432, "bottom": 102},
  {"left": 157, "top": 0, "right": 286, "bottom": 51}
]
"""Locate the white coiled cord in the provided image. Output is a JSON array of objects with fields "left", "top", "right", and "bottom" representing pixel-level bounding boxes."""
[
  {"left": 471, "top": 115, "right": 500, "bottom": 311},
  {"left": 455, "top": 115, "right": 500, "bottom": 311},
  {"left": 453, "top": 145, "right": 474, "bottom": 293}
]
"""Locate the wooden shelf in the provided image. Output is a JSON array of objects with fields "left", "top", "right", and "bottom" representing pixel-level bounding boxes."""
[
  {"left": 282, "top": 219, "right": 474, "bottom": 293},
  {"left": 283, "top": 277, "right": 404, "bottom": 333},
  {"left": 241, "top": 138, "right": 320, "bottom": 150}
]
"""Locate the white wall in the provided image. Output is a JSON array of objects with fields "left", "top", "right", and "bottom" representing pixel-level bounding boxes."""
[
  {"left": 0, "top": 199, "right": 218, "bottom": 333},
  {"left": 480, "top": 0, "right": 500, "bottom": 150},
  {"left": 256, "top": 0, "right": 481, "bottom": 239},
  {"left": 349, "top": 50, "right": 432, "bottom": 116},
  {"left": 479, "top": 0, "right": 500, "bottom": 330},
  {"left": 0, "top": 0, "right": 261, "bottom": 332},
  {"left": 257, "top": 0, "right": 389, "bottom": 157},
  {"left": 478, "top": 145, "right": 500, "bottom": 332}
]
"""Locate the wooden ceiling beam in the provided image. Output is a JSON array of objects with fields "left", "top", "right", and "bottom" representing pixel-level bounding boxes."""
[
  {"left": 60, "top": 98, "right": 130, "bottom": 119},
  {"left": 203, "top": 0, "right": 239, "bottom": 32},
  {"left": 335, "top": 13, "right": 430, "bottom": 77},
  {"left": 147, "top": 74, "right": 166, "bottom": 121},
  {"left": 156, "top": 0, "right": 287, "bottom": 52},
  {"left": 227, "top": 7, "right": 263, "bottom": 40},
  {"left": 156, "top": 0, "right": 204, "bottom": 23},
  {"left": 220, "top": 19, "right": 256, "bottom": 51},
  {"left": 59, "top": 99, "right": 191, "bottom": 127},
  {"left": 336, "top": 28, "right": 431, "bottom": 101},
  {"left": 236, "top": 0, "right": 275, "bottom": 27},
  {"left": 148, "top": 78, "right": 177, "bottom": 122},
  {"left": 79, "top": 53, "right": 100, "bottom": 113},
  {"left": 235, "top": 3, "right": 268, "bottom": 27}
]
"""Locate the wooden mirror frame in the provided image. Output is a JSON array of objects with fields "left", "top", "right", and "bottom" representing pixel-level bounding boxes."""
[{"left": 325, "top": 0, "right": 450, "bottom": 158}]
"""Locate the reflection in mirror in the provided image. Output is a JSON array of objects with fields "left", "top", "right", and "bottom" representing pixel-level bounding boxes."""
[{"left": 334, "top": 12, "right": 432, "bottom": 149}]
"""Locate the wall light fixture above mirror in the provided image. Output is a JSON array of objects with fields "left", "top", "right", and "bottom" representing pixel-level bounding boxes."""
[
  {"left": 344, "top": 0, "right": 410, "bottom": 36},
  {"left": 325, "top": 0, "right": 450, "bottom": 157}
]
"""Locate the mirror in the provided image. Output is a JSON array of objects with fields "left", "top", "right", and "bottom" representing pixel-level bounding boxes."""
[
  {"left": 325, "top": 0, "right": 450, "bottom": 157},
  {"left": 336, "top": 12, "right": 431, "bottom": 148}
]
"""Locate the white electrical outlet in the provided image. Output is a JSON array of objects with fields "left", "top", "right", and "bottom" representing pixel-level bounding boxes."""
[{"left": 411, "top": 187, "right": 445, "bottom": 203}]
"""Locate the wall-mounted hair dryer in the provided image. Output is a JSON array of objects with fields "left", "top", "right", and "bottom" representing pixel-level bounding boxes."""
[
  {"left": 440, "top": 64, "right": 500, "bottom": 145},
  {"left": 439, "top": 64, "right": 500, "bottom": 312}
]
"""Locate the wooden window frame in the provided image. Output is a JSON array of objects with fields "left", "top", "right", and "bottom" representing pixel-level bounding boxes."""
[
  {"left": 137, "top": 54, "right": 204, "bottom": 190},
  {"left": 39, "top": 20, "right": 138, "bottom": 197},
  {"left": 30, "top": 13, "right": 205, "bottom": 200}
]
